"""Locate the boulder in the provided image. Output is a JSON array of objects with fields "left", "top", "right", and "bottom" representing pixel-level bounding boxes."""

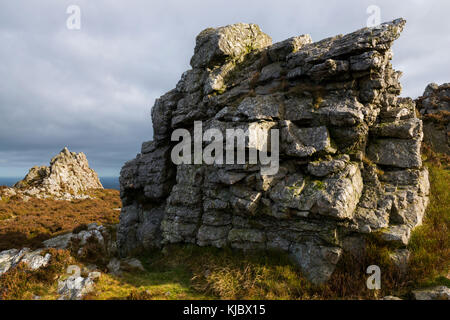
[
  {"left": 43, "top": 223, "right": 117, "bottom": 259},
  {"left": 190, "top": 23, "right": 272, "bottom": 68},
  {"left": 117, "top": 19, "right": 429, "bottom": 284}
]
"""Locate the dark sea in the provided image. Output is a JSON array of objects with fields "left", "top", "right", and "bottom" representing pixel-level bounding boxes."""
[
  {"left": 0, "top": 177, "right": 20, "bottom": 188},
  {"left": 99, "top": 177, "right": 120, "bottom": 190},
  {"left": 0, "top": 177, "right": 120, "bottom": 190}
]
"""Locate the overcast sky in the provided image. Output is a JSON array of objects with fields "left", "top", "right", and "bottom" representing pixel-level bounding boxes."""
[{"left": 0, "top": 0, "right": 449, "bottom": 177}]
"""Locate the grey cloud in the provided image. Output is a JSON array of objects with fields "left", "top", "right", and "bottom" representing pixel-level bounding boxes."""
[{"left": 0, "top": 0, "right": 449, "bottom": 177}]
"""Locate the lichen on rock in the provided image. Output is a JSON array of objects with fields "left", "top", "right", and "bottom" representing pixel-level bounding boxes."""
[{"left": 117, "top": 19, "right": 430, "bottom": 284}]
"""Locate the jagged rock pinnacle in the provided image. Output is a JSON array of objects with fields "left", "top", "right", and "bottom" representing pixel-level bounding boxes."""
[{"left": 14, "top": 147, "right": 103, "bottom": 200}]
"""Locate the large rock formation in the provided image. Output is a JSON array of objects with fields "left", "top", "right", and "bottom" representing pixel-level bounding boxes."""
[
  {"left": 416, "top": 83, "right": 450, "bottom": 155},
  {"left": 117, "top": 19, "right": 430, "bottom": 284},
  {"left": 14, "top": 147, "right": 103, "bottom": 200}
]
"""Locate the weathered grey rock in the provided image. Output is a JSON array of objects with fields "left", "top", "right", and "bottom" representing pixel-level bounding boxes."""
[
  {"left": 307, "top": 59, "right": 349, "bottom": 82},
  {"left": 20, "top": 249, "right": 51, "bottom": 270},
  {"left": 43, "top": 223, "right": 117, "bottom": 260},
  {"left": 197, "top": 225, "right": 230, "bottom": 248},
  {"left": 0, "top": 225, "right": 119, "bottom": 300},
  {"left": 0, "top": 248, "right": 51, "bottom": 275},
  {"left": 382, "top": 295, "right": 402, "bottom": 300},
  {"left": 367, "top": 139, "right": 422, "bottom": 168},
  {"left": 286, "top": 18, "right": 406, "bottom": 67},
  {"left": 43, "top": 233, "right": 74, "bottom": 250},
  {"left": 118, "top": 19, "right": 429, "bottom": 285},
  {"left": 413, "top": 286, "right": 450, "bottom": 300},
  {"left": 190, "top": 23, "right": 272, "bottom": 68},
  {"left": 267, "top": 34, "right": 312, "bottom": 62},
  {"left": 313, "top": 163, "right": 363, "bottom": 219},
  {"left": 315, "top": 96, "right": 367, "bottom": 127},
  {"left": 371, "top": 118, "right": 423, "bottom": 139},
  {"left": 120, "top": 145, "right": 174, "bottom": 202},
  {"left": 350, "top": 51, "right": 384, "bottom": 71},
  {"left": 121, "top": 257, "right": 145, "bottom": 272},
  {"left": 107, "top": 258, "right": 122, "bottom": 276},
  {"left": 228, "top": 228, "right": 266, "bottom": 250},
  {"left": 380, "top": 97, "right": 416, "bottom": 121},
  {"left": 107, "top": 257, "right": 144, "bottom": 276},
  {"left": 307, "top": 155, "right": 349, "bottom": 177},
  {"left": 0, "top": 249, "right": 23, "bottom": 275},
  {"left": 289, "top": 241, "right": 342, "bottom": 284},
  {"left": 202, "top": 120, "right": 277, "bottom": 153},
  {"left": 417, "top": 83, "right": 450, "bottom": 115},
  {"left": 380, "top": 168, "right": 427, "bottom": 186},
  {"left": 236, "top": 95, "right": 282, "bottom": 120},
  {"left": 381, "top": 225, "right": 411, "bottom": 246},
  {"left": 13, "top": 147, "right": 103, "bottom": 200},
  {"left": 259, "top": 62, "right": 283, "bottom": 82},
  {"left": 280, "top": 121, "right": 336, "bottom": 157}
]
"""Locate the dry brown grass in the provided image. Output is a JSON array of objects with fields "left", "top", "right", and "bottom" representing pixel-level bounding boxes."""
[{"left": 0, "top": 189, "right": 121, "bottom": 251}]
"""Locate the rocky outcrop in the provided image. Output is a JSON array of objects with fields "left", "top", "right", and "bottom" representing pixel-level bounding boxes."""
[
  {"left": 0, "top": 248, "right": 51, "bottom": 275},
  {"left": 57, "top": 272, "right": 97, "bottom": 300},
  {"left": 416, "top": 83, "right": 450, "bottom": 155},
  {"left": 13, "top": 147, "right": 103, "bottom": 200},
  {"left": 413, "top": 286, "right": 450, "bottom": 300},
  {"left": 117, "top": 19, "right": 429, "bottom": 284}
]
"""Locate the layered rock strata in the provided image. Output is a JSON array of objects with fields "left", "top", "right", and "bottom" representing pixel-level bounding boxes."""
[{"left": 118, "top": 20, "right": 429, "bottom": 284}]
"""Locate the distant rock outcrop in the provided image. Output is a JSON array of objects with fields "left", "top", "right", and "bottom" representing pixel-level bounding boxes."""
[
  {"left": 13, "top": 147, "right": 103, "bottom": 200},
  {"left": 416, "top": 83, "right": 450, "bottom": 155},
  {"left": 117, "top": 19, "right": 430, "bottom": 284}
]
